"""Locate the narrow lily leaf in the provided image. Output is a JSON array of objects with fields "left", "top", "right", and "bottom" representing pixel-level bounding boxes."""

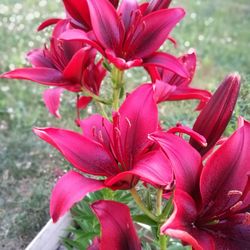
[
  {"left": 150, "top": 132, "right": 202, "bottom": 196},
  {"left": 91, "top": 200, "right": 141, "bottom": 250},
  {"left": 87, "top": 0, "right": 124, "bottom": 51},
  {"left": 50, "top": 170, "right": 104, "bottom": 222},
  {"left": 190, "top": 73, "right": 241, "bottom": 155},
  {"left": 144, "top": 52, "right": 189, "bottom": 78},
  {"left": 133, "top": 214, "right": 157, "bottom": 226},
  {"left": 33, "top": 127, "right": 118, "bottom": 176},
  {"left": 129, "top": 8, "right": 185, "bottom": 59},
  {"left": 37, "top": 18, "right": 62, "bottom": 31},
  {"left": 43, "top": 87, "right": 64, "bottom": 118}
]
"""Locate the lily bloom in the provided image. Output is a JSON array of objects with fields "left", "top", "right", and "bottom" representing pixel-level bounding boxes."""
[
  {"left": 37, "top": 0, "right": 119, "bottom": 32},
  {"left": 88, "top": 200, "right": 141, "bottom": 250},
  {"left": 60, "top": 0, "right": 189, "bottom": 76},
  {"left": 148, "top": 51, "right": 211, "bottom": 108},
  {"left": 190, "top": 73, "right": 241, "bottom": 156},
  {"left": 33, "top": 84, "right": 174, "bottom": 222},
  {"left": 1, "top": 20, "right": 106, "bottom": 117},
  {"left": 158, "top": 120, "right": 250, "bottom": 249}
]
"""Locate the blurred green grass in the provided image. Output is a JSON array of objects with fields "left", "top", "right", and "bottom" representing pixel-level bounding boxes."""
[{"left": 0, "top": 0, "right": 249, "bottom": 249}]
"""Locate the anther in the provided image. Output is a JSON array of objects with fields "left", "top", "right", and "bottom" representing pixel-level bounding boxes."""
[{"left": 229, "top": 201, "right": 243, "bottom": 212}]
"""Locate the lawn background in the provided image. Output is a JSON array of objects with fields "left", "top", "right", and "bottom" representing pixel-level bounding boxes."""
[{"left": 0, "top": 0, "right": 249, "bottom": 249}]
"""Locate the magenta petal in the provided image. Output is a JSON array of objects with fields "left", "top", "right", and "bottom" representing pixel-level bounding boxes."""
[
  {"left": 79, "top": 114, "right": 113, "bottom": 148},
  {"left": 26, "top": 49, "right": 54, "bottom": 68},
  {"left": 43, "top": 88, "right": 64, "bottom": 118},
  {"left": 118, "top": 0, "right": 138, "bottom": 32},
  {"left": 200, "top": 121, "right": 250, "bottom": 217},
  {"left": 77, "top": 96, "right": 92, "bottom": 110},
  {"left": 117, "top": 84, "right": 158, "bottom": 161},
  {"left": 63, "top": 48, "right": 92, "bottom": 83},
  {"left": 207, "top": 214, "right": 250, "bottom": 249},
  {"left": 50, "top": 170, "right": 104, "bottom": 222},
  {"left": 106, "top": 149, "right": 173, "bottom": 188},
  {"left": 60, "top": 29, "right": 105, "bottom": 55},
  {"left": 153, "top": 80, "right": 177, "bottom": 103},
  {"left": 167, "top": 124, "right": 207, "bottom": 147},
  {"left": 109, "top": 0, "right": 119, "bottom": 8},
  {"left": 86, "top": 0, "right": 124, "bottom": 51},
  {"left": 190, "top": 73, "right": 241, "bottom": 156},
  {"left": 37, "top": 18, "right": 62, "bottom": 31},
  {"left": 144, "top": 52, "right": 189, "bottom": 78},
  {"left": 161, "top": 190, "right": 214, "bottom": 250},
  {"left": 33, "top": 127, "right": 118, "bottom": 176},
  {"left": 129, "top": 8, "right": 185, "bottom": 59},
  {"left": 105, "top": 49, "right": 143, "bottom": 69},
  {"left": 145, "top": 0, "right": 172, "bottom": 14},
  {"left": 63, "top": 0, "right": 91, "bottom": 30},
  {"left": 91, "top": 200, "right": 141, "bottom": 250},
  {"left": 0, "top": 68, "right": 69, "bottom": 86},
  {"left": 167, "top": 87, "right": 211, "bottom": 103},
  {"left": 150, "top": 132, "right": 202, "bottom": 196}
]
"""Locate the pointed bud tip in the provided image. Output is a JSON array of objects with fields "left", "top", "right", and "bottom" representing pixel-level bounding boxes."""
[{"left": 227, "top": 72, "right": 241, "bottom": 86}]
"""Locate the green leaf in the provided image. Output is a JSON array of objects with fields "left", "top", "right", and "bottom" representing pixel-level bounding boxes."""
[{"left": 133, "top": 214, "right": 157, "bottom": 226}]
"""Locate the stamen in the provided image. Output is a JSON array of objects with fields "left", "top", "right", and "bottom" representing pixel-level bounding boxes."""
[
  {"left": 229, "top": 201, "right": 243, "bottom": 212},
  {"left": 228, "top": 190, "right": 243, "bottom": 196}
]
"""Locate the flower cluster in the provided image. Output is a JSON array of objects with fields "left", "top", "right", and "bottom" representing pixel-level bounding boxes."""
[{"left": 1, "top": 0, "right": 249, "bottom": 249}]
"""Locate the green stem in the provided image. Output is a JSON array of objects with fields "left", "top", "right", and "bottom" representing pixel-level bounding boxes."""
[
  {"left": 160, "top": 194, "right": 174, "bottom": 222},
  {"left": 82, "top": 87, "right": 111, "bottom": 105},
  {"left": 94, "top": 100, "right": 109, "bottom": 119},
  {"left": 111, "top": 67, "right": 124, "bottom": 110},
  {"left": 130, "top": 187, "right": 158, "bottom": 222},
  {"left": 156, "top": 189, "right": 163, "bottom": 216},
  {"left": 159, "top": 235, "right": 168, "bottom": 250}
]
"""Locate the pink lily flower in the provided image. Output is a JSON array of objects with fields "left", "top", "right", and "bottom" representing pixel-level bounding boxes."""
[
  {"left": 38, "top": 0, "right": 120, "bottom": 32},
  {"left": 88, "top": 200, "right": 141, "bottom": 250},
  {"left": 190, "top": 73, "right": 241, "bottom": 156},
  {"left": 148, "top": 51, "right": 212, "bottom": 108},
  {"left": 1, "top": 20, "right": 106, "bottom": 118},
  {"left": 160, "top": 119, "right": 250, "bottom": 250},
  {"left": 59, "top": 0, "right": 189, "bottom": 76},
  {"left": 33, "top": 84, "right": 174, "bottom": 222}
]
